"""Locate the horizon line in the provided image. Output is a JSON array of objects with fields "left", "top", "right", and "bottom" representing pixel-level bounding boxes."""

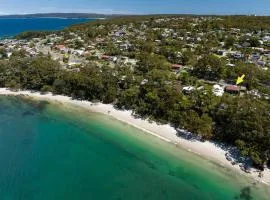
[{"left": 0, "top": 12, "right": 269, "bottom": 17}]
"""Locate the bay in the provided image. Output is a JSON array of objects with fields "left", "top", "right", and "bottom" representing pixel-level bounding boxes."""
[
  {"left": 0, "top": 96, "right": 268, "bottom": 200},
  {"left": 0, "top": 18, "right": 94, "bottom": 38}
]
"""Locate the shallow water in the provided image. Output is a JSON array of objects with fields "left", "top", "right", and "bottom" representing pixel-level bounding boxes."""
[{"left": 0, "top": 96, "right": 268, "bottom": 200}]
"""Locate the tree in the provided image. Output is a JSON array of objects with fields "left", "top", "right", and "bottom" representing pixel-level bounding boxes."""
[
  {"left": 214, "top": 95, "right": 270, "bottom": 166},
  {"left": 0, "top": 48, "right": 7, "bottom": 59},
  {"left": 197, "top": 114, "right": 213, "bottom": 140},
  {"left": 181, "top": 50, "right": 196, "bottom": 66},
  {"left": 41, "top": 85, "right": 52, "bottom": 93},
  {"left": 116, "top": 86, "right": 139, "bottom": 110},
  {"left": 141, "top": 41, "right": 155, "bottom": 53},
  {"left": 106, "top": 42, "right": 121, "bottom": 56},
  {"left": 181, "top": 110, "right": 213, "bottom": 140},
  {"left": 10, "top": 49, "right": 27, "bottom": 58},
  {"left": 135, "top": 53, "right": 170, "bottom": 74},
  {"left": 193, "top": 54, "right": 226, "bottom": 81},
  {"left": 53, "top": 79, "right": 66, "bottom": 94},
  {"left": 5, "top": 79, "right": 20, "bottom": 89},
  {"left": 234, "top": 62, "right": 260, "bottom": 90},
  {"left": 24, "top": 57, "right": 61, "bottom": 90},
  {"left": 249, "top": 37, "right": 260, "bottom": 47},
  {"left": 74, "top": 40, "right": 84, "bottom": 49},
  {"left": 224, "top": 36, "right": 235, "bottom": 48}
]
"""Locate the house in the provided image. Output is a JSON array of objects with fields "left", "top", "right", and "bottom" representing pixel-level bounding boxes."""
[
  {"left": 7, "top": 52, "right": 12, "bottom": 58},
  {"left": 216, "top": 50, "right": 228, "bottom": 57},
  {"left": 87, "top": 45, "right": 96, "bottom": 50},
  {"left": 127, "top": 59, "right": 137, "bottom": 65},
  {"left": 115, "top": 31, "right": 126, "bottom": 37},
  {"left": 55, "top": 45, "right": 68, "bottom": 53},
  {"left": 225, "top": 85, "right": 247, "bottom": 94},
  {"left": 118, "top": 56, "right": 137, "bottom": 65},
  {"left": 231, "top": 52, "right": 244, "bottom": 59},
  {"left": 83, "top": 51, "right": 90, "bottom": 57},
  {"left": 68, "top": 59, "right": 82, "bottom": 66},
  {"left": 262, "top": 36, "right": 270, "bottom": 42},
  {"left": 72, "top": 50, "right": 85, "bottom": 56},
  {"left": 141, "top": 79, "right": 148, "bottom": 85},
  {"left": 242, "top": 42, "right": 251, "bottom": 47},
  {"left": 257, "top": 60, "right": 266, "bottom": 66},
  {"left": 101, "top": 55, "right": 110, "bottom": 61},
  {"left": 212, "top": 84, "right": 224, "bottom": 96},
  {"left": 224, "top": 85, "right": 239, "bottom": 94},
  {"left": 171, "top": 64, "right": 183, "bottom": 71},
  {"left": 251, "top": 53, "right": 260, "bottom": 60},
  {"left": 119, "top": 43, "right": 130, "bottom": 51},
  {"left": 111, "top": 56, "right": 118, "bottom": 62},
  {"left": 28, "top": 50, "right": 37, "bottom": 57},
  {"left": 101, "top": 55, "right": 117, "bottom": 62},
  {"left": 182, "top": 86, "right": 195, "bottom": 94},
  {"left": 247, "top": 89, "right": 261, "bottom": 98},
  {"left": 226, "top": 63, "right": 236, "bottom": 67}
]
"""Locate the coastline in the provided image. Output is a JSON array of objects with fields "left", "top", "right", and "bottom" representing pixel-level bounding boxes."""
[{"left": 0, "top": 88, "right": 269, "bottom": 186}]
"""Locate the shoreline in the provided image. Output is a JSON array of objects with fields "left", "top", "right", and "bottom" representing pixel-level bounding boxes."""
[{"left": 0, "top": 88, "right": 269, "bottom": 185}]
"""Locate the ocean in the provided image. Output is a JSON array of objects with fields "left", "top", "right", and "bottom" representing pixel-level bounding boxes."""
[
  {"left": 0, "top": 18, "right": 93, "bottom": 38},
  {"left": 0, "top": 96, "right": 268, "bottom": 200}
]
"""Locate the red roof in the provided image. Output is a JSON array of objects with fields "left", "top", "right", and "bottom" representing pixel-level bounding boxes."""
[
  {"left": 225, "top": 85, "right": 239, "bottom": 91},
  {"left": 55, "top": 45, "right": 66, "bottom": 49},
  {"left": 171, "top": 64, "right": 183, "bottom": 69},
  {"left": 102, "top": 55, "right": 110, "bottom": 59}
]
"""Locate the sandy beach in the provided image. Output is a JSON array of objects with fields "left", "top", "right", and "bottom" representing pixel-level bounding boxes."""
[{"left": 0, "top": 87, "right": 269, "bottom": 185}]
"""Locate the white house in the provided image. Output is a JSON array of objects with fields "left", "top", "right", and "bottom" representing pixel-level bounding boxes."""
[{"left": 212, "top": 84, "right": 224, "bottom": 97}]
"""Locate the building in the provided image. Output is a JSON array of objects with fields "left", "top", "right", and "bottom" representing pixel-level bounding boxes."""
[
  {"left": 225, "top": 85, "right": 240, "bottom": 94},
  {"left": 212, "top": 84, "right": 224, "bottom": 96},
  {"left": 225, "top": 85, "right": 247, "bottom": 94},
  {"left": 171, "top": 64, "right": 183, "bottom": 72},
  {"left": 182, "top": 86, "right": 195, "bottom": 94},
  {"left": 54, "top": 44, "right": 69, "bottom": 53}
]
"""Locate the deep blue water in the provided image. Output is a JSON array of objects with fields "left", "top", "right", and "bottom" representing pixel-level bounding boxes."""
[{"left": 0, "top": 18, "right": 94, "bottom": 38}]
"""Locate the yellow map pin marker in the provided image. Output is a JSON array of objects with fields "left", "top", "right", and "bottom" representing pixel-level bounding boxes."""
[{"left": 236, "top": 74, "right": 245, "bottom": 85}]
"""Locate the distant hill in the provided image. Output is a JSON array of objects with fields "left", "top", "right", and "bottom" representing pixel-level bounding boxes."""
[{"left": 0, "top": 13, "right": 122, "bottom": 19}]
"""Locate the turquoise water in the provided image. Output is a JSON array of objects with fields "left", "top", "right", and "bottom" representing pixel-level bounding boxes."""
[
  {"left": 0, "top": 96, "right": 268, "bottom": 200},
  {"left": 0, "top": 18, "right": 93, "bottom": 38}
]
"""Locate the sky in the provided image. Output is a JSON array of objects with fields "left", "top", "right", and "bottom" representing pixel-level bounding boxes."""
[{"left": 0, "top": 0, "right": 270, "bottom": 15}]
